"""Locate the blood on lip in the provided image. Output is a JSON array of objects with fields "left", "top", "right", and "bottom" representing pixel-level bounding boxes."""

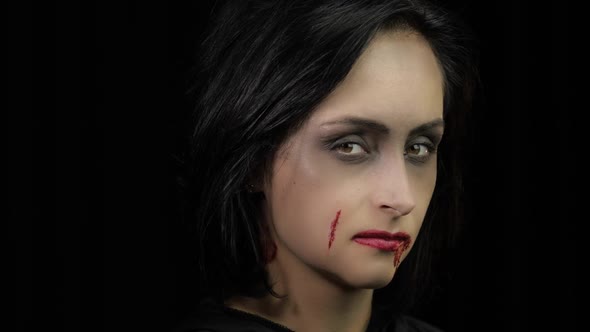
[
  {"left": 352, "top": 231, "right": 412, "bottom": 268},
  {"left": 352, "top": 238, "right": 405, "bottom": 251},
  {"left": 393, "top": 240, "right": 411, "bottom": 267}
]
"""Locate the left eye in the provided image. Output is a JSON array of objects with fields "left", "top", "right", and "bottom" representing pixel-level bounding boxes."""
[{"left": 406, "top": 144, "right": 429, "bottom": 156}]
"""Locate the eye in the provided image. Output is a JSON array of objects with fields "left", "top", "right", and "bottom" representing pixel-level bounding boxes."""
[
  {"left": 404, "top": 140, "right": 436, "bottom": 164},
  {"left": 335, "top": 142, "right": 365, "bottom": 155},
  {"left": 405, "top": 143, "right": 430, "bottom": 157},
  {"left": 327, "top": 136, "right": 370, "bottom": 163}
]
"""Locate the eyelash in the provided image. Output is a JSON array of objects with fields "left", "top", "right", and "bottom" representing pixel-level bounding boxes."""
[
  {"left": 322, "top": 135, "right": 368, "bottom": 163},
  {"left": 331, "top": 141, "right": 369, "bottom": 162},
  {"left": 326, "top": 136, "right": 438, "bottom": 164},
  {"left": 404, "top": 141, "right": 437, "bottom": 164}
]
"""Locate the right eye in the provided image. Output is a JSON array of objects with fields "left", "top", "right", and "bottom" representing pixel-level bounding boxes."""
[
  {"left": 329, "top": 136, "right": 371, "bottom": 163},
  {"left": 334, "top": 142, "right": 366, "bottom": 155}
]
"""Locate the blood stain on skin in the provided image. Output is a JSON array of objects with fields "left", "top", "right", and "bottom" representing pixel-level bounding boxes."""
[
  {"left": 393, "top": 239, "right": 412, "bottom": 268},
  {"left": 328, "top": 210, "right": 341, "bottom": 249}
]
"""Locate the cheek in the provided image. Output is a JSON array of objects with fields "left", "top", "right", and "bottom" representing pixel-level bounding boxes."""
[
  {"left": 328, "top": 210, "right": 342, "bottom": 249},
  {"left": 415, "top": 166, "right": 438, "bottom": 208},
  {"left": 269, "top": 192, "right": 342, "bottom": 264},
  {"left": 407, "top": 165, "right": 438, "bottom": 234},
  {"left": 266, "top": 149, "right": 349, "bottom": 259}
]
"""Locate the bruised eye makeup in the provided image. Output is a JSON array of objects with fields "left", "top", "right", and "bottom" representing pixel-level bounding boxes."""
[
  {"left": 335, "top": 142, "right": 365, "bottom": 155},
  {"left": 323, "top": 134, "right": 371, "bottom": 163},
  {"left": 320, "top": 132, "right": 441, "bottom": 164},
  {"left": 404, "top": 137, "right": 437, "bottom": 164},
  {"left": 318, "top": 117, "right": 444, "bottom": 164}
]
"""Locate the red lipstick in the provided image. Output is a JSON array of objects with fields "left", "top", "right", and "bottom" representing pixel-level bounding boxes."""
[{"left": 352, "top": 230, "right": 412, "bottom": 267}]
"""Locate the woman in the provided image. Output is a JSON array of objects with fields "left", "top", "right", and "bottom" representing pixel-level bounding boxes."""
[{"left": 177, "top": 0, "right": 478, "bottom": 331}]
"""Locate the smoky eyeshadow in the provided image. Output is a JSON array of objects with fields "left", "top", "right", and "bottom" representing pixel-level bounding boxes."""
[{"left": 318, "top": 130, "right": 374, "bottom": 163}]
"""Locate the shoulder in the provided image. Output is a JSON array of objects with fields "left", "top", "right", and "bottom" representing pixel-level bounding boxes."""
[
  {"left": 369, "top": 308, "right": 444, "bottom": 332},
  {"left": 390, "top": 314, "right": 444, "bottom": 332},
  {"left": 172, "top": 298, "right": 293, "bottom": 332},
  {"left": 170, "top": 301, "right": 224, "bottom": 332}
]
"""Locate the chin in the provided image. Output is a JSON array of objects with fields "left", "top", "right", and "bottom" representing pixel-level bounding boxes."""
[
  {"left": 351, "top": 270, "right": 396, "bottom": 290},
  {"left": 325, "top": 264, "right": 397, "bottom": 290}
]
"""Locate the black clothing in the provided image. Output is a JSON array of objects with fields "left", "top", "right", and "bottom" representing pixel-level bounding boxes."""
[{"left": 174, "top": 299, "right": 443, "bottom": 332}]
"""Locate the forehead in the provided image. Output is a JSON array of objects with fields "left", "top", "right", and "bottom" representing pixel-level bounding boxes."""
[{"left": 308, "top": 29, "right": 444, "bottom": 131}]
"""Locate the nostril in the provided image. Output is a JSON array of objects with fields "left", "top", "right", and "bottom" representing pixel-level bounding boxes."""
[
  {"left": 380, "top": 205, "right": 403, "bottom": 218},
  {"left": 380, "top": 201, "right": 415, "bottom": 218}
]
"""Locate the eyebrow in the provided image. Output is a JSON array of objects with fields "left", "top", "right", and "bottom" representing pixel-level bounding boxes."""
[
  {"left": 320, "top": 117, "right": 390, "bottom": 135},
  {"left": 320, "top": 116, "right": 444, "bottom": 136},
  {"left": 409, "top": 118, "right": 445, "bottom": 137}
]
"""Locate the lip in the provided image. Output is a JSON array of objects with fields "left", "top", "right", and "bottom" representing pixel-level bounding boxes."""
[{"left": 352, "top": 230, "right": 411, "bottom": 252}]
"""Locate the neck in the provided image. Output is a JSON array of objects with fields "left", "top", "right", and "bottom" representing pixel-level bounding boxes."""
[{"left": 226, "top": 246, "right": 374, "bottom": 332}]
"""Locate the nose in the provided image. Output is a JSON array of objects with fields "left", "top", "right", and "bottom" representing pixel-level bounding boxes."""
[{"left": 372, "top": 159, "right": 416, "bottom": 218}]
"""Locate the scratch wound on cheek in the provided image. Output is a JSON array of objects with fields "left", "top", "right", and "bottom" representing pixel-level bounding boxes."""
[{"left": 328, "top": 210, "right": 342, "bottom": 249}]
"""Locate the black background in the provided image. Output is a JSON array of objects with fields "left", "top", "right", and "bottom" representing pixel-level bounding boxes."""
[{"left": 19, "top": 1, "right": 577, "bottom": 331}]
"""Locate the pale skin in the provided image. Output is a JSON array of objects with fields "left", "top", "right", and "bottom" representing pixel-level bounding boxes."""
[{"left": 226, "top": 29, "right": 445, "bottom": 332}]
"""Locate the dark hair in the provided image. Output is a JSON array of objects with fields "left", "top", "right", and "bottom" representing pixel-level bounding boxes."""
[{"left": 181, "top": 0, "right": 478, "bottom": 314}]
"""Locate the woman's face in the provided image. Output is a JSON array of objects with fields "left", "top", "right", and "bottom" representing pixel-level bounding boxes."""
[{"left": 262, "top": 30, "right": 444, "bottom": 289}]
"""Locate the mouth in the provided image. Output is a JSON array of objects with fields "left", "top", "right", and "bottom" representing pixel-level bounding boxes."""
[{"left": 352, "top": 230, "right": 411, "bottom": 252}]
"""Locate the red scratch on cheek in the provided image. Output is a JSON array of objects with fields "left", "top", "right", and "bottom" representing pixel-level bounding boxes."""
[{"left": 328, "top": 210, "right": 341, "bottom": 249}]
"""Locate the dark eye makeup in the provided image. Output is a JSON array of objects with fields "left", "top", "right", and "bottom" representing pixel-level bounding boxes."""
[
  {"left": 404, "top": 138, "right": 437, "bottom": 164},
  {"left": 322, "top": 134, "right": 371, "bottom": 163},
  {"left": 320, "top": 131, "right": 441, "bottom": 165}
]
